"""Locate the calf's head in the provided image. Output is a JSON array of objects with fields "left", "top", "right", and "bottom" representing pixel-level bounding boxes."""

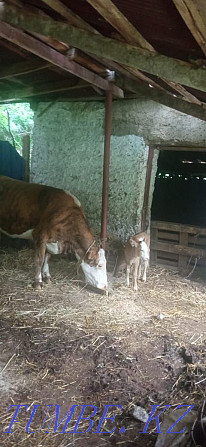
[{"left": 129, "top": 236, "right": 144, "bottom": 247}]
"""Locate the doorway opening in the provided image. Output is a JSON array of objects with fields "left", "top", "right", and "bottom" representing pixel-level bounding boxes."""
[
  {"left": 152, "top": 149, "right": 206, "bottom": 226},
  {"left": 151, "top": 147, "right": 206, "bottom": 277}
]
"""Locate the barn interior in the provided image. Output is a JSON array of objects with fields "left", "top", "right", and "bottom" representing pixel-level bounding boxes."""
[{"left": 0, "top": 1, "right": 206, "bottom": 446}]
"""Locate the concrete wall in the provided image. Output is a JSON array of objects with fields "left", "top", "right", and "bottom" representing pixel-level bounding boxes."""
[
  {"left": 31, "top": 99, "right": 206, "bottom": 240},
  {"left": 112, "top": 99, "right": 206, "bottom": 145}
]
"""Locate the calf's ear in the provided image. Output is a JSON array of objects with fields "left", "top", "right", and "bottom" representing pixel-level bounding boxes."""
[{"left": 130, "top": 238, "right": 138, "bottom": 247}]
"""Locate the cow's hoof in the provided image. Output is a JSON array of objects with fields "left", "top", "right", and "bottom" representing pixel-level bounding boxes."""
[
  {"left": 43, "top": 276, "right": 51, "bottom": 285},
  {"left": 33, "top": 281, "right": 43, "bottom": 290}
]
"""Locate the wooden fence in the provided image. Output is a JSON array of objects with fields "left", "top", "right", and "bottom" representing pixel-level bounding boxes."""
[{"left": 151, "top": 220, "right": 206, "bottom": 275}]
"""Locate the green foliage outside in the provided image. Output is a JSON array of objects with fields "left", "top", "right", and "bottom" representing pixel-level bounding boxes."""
[{"left": 0, "top": 103, "right": 34, "bottom": 154}]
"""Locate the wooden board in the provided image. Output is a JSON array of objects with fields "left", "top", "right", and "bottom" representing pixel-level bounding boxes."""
[{"left": 151, "top": 220, "right": 206, "bottom": 274}]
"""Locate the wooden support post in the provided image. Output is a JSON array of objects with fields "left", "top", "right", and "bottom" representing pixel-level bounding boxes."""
[
  {"left": 22, "top": 134, "right": 30, "bottom": 181},
  {"left": 101, "top": 90, "right": 113, "bottom": 250},
  {"left": 141, "top": 146, "right": 154, "bottom": 232}
]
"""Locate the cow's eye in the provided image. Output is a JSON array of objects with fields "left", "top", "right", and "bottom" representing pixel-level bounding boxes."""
[{"left": 98, "top": 264, "right": 103, "bottom": 269}]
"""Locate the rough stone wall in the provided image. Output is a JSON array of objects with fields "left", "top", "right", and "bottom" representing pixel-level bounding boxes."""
[
  {"left": 109, "top": 135, "right": 155, "bottom": 238},
  {"left": 112, "top": 99, "right": 206, "bottom": 146},
  {"left": 32, "top": 99, "right": 206, "bottom": 240}
]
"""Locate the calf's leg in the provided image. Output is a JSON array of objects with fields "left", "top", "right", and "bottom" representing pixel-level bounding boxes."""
[
  {"left": 141, "top": 259, "right": 149, "bottom": 282},
  {"left": 126, "top": 265, "right": 130, "bottom": 287},
  {"left": 133, "top": 258, "right": 140, "bottom": 291},
  {"left": 138, "top": 259, "right": 142, "bottom": 280}
]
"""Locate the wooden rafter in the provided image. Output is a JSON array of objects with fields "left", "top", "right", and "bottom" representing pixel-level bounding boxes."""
[
  {"left": 173, "top": 0, "right": 206, "bottom": 56},
  {"left": 66, "top": 48, "right": 108, "bottom": 75},
  {"left": 41, "top": 0, "right": 167, "bottom": 92},
  {"left": 0, "top": 4, "right": 206, "bottom": 91},
  {"left": 30, "top": 30, "right": 68, "bottom": 52},
  {"left": 86, "top": 0, "right": 155, "bottom": 51},
  {"left": 42, "top": 0, "right": 99, "bottom": 34},
  {"left": 0, "top": 79, "right": 90, "bottom": 101},
  {"left": 1, "top": 4, "right": 205, "bottom": 92},
  {"left": 163, "top": 80, "right": 202, "bottom": 105},
  {"left": 10, "top": 0, "right": 70, "bottom": 52},
  {"left": 0, "top": 60, "right": 51, "bottom": 79},
  {"left": 87, "top": 0, "right": 202, "bottom": 104},
  {"left": 0, "top": 21, "right": 124, "bottom": 98},
  {"left": 117, "top": 77, "right": 206, "bottom": 122}
]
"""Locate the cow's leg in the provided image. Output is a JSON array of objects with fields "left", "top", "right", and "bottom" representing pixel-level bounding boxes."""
[
  {"left": 133, "top": 258, "right": 139, "bottom": 291},
  {"left": 42, "top": 252, "right": 51, "bottom": 284},
  {"left": 34, "top": 238, "right": 47, "bottom": 290},
  {"left": 142, "top": 259, "right": 149, "bottom": 282},
  {"left": 126, "top": 264, "right": 130, "bottom": 287}
]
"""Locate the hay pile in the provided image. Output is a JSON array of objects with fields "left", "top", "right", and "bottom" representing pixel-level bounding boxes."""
[{"left": 0, "top": 248, "right": 205, "bottom": 447}]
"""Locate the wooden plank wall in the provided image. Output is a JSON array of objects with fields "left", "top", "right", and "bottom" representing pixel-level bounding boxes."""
[{"left": 151, "top": 220, "right": 206, "bottom": 275}]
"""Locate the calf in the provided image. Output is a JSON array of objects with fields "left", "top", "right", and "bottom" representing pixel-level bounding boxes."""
[
  {"left": 125, "top": 231, "right": 150, "bottom": 291},
  {"left": 0, "top": 176, "right": 108, "bottom": 292}
]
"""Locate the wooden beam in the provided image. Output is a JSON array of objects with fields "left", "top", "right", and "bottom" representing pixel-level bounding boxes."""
[
  {"left": 43, "top": 0, "right": 192, "bottom": 103},
  {"left": 151, "top": 220, "right": 206, "bottom": 235},
  {"left": 173, "top": 0, "right": 206, "bottom": 56},
  {"left": 0, "top": 35, "right": 29, "bottom": 58},
  {"left": 18, "top": 0, "right": 69, "bottom": 52},
  {"left": 42, "top": 0, "right": 99, "bottom": 34},
  {"left": 0, "top": 22, "right": 123, "bottom": 98},
  {"left": 86, "top": 0, "right": 154, "bottom": 51},
  {"left": 0, "top": 79, "right": 91, "bottom": 101},
  {"left": 47, "top": 0, "right": 200, "bottom": 101},
  {"left": 158, "top": 146, "right": 206, "bottom": 151},
  {"left": 30, "top": 30, "right": 68, "bottom": 52},
  {"left": 66, "top": 48, "right": 108, "bottom": 75},
  {"left": 41, "top": 0, "right": 169, "bottom": 93},
  {"left": 1, "top": 4, "right": 206, "bottom": 92},
  {"left": 0, "top": 60, "right": 50, "bottom": 79},
  {"left": 87, "top": 0, "right": 202, "bottom": 103},
  {"left": 117, "top": 77, "right": 206, "bottom": 121},
  {"left": 162, "top": 79, "right": 202, "bottom": 105},
  {"left": 88, "top": 54, "right": 168, "bottom": 92},
  {"left": 152, "top": 239, "right": 206, "bottom": 258}
]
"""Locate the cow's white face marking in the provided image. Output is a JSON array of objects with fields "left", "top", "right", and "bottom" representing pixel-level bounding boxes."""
[
  {"left": 80, "top": 248, "right": 108, "bottom": 291},
  {"left": 0, "top": 228, "right": 33, "bottom": 239},
  {"left": 64, "top": 190, "right": 81, "bottom": 207}
]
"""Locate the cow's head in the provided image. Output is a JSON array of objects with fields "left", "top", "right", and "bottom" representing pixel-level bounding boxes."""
[
  {"left": 85, "top": 243, "right": 100, "bottom": 267},
  {"left": 80, "top": 248, "right": 108, "bottom": 292}
]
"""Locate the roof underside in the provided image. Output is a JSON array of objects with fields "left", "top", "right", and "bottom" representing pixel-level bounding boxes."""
[{"left": 0, "top": 0, "right": 206, "bottom": 120}]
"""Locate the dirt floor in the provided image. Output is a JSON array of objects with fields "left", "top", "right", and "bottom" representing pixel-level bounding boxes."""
[{"left": 0, "top": 248, "right": 205, "bottom": 447}]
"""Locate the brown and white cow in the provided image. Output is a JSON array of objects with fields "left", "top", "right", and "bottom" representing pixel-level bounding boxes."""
[
  {"left": 125, "top": 231, "right": 150, "bottom": 291},
  {"left": 0, "top": 176, "right": 108, "bottom": 292}
]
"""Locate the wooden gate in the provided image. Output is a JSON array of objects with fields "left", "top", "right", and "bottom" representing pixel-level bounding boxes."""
[{"left": 151, "top": 220, "right": 206, "bottom": 275}]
